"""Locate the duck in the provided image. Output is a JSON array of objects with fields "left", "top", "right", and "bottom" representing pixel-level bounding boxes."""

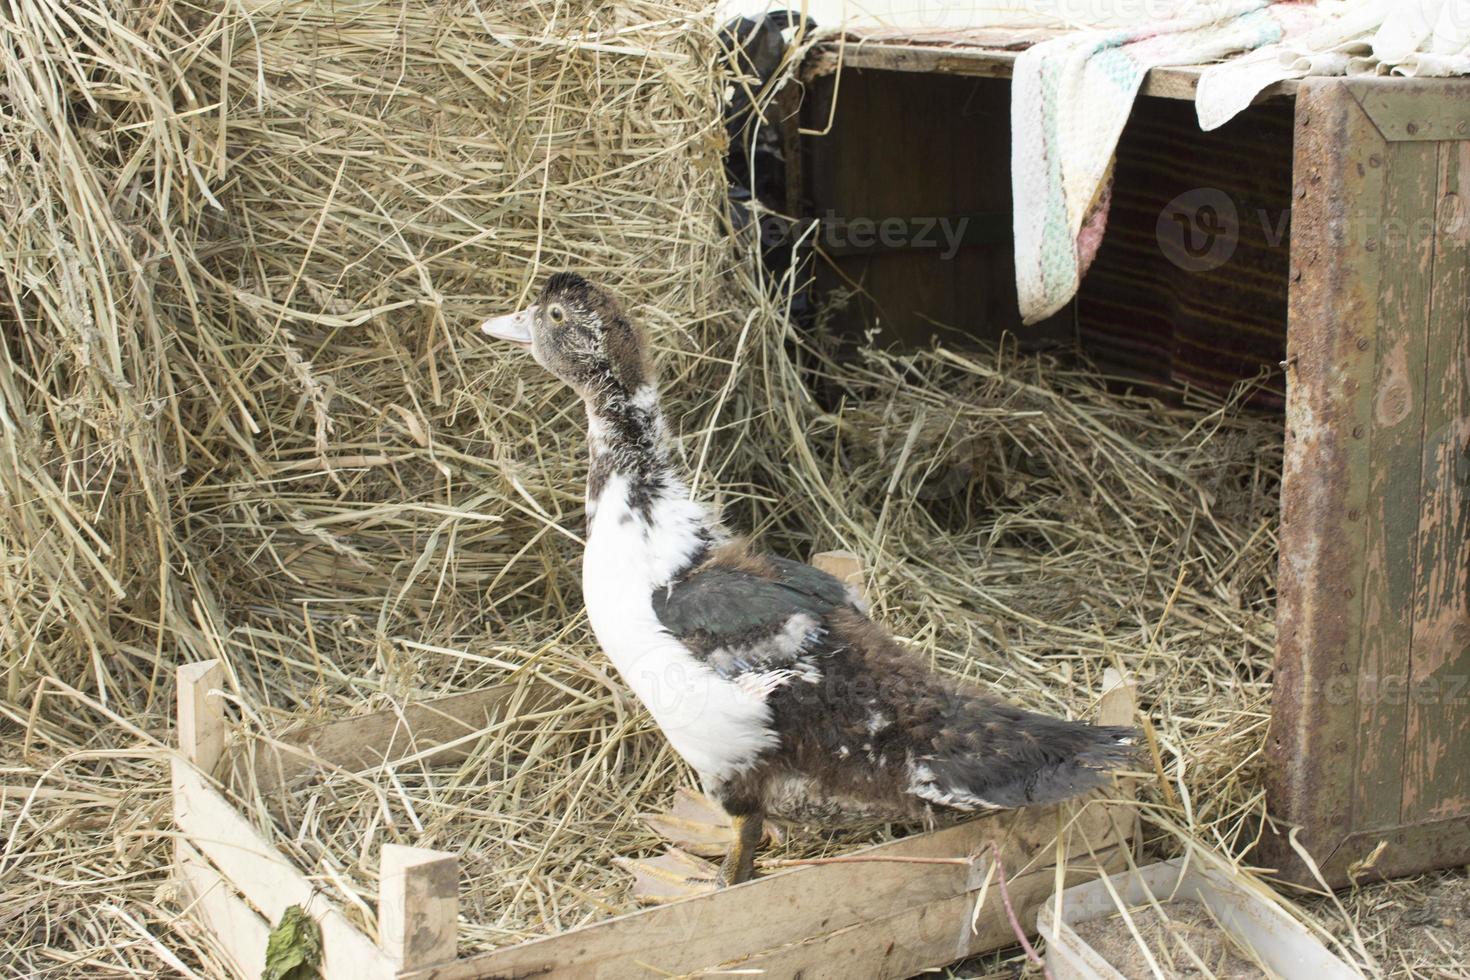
[{"left": 480, "top": 273, "right": 1136, "bottom": 887}]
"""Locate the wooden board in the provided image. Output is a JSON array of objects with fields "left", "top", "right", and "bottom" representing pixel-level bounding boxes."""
[
  {"left": 172, "top": 758, "right": 396, "bottom": 980},
  {"left": 235, "top": 680, "right": 550, "bottom": 797},
  {"left": 1355, "top": 136, "right": 1438, "bottom": 832},
  {"left": 175, "top": 838, "right": 272, "bottom": 980},
  {"left": 1403, "top": 138, "right": 1470, "bottom": 823},
  {"left": 401, "top": 797, "right": 1129, "bottom": 979},
  {"left": 721, "top": 840, "right": 1129, "bottom": 979},
  {"left": 806, "top": 35, "right": 1300, "bottom": 104},
  {"left": 1265, "top": 76, "right": 1470, "bottom": 886}
]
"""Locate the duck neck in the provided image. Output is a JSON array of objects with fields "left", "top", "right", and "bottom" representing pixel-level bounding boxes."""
[{"left": 584, "top": 381, "right": 686, "bottom": 520}]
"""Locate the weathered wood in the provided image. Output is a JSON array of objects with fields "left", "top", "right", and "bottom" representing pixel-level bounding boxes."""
[
  {"left": 1349, "top": 77, "right": 1470, "bottom": 142},
  {"left": 1356, "top": 137, "right": 1439, "bottom": 832},
  {"left": 810, "top": 38, "right": 1299, "bottom": 104},
  {"left": 723, "top": 842, "right": 1129, "bottom": 979},
  {"left": 175, "top": 837, "right": 271, "bottom": 979},
  {"left": 1404, "top": 139, "right": 1470, "bottom": 822},
  {"left": 1268, "top": 78, "right": 1470, "bottom": 886},
  {"left": 1320, "top": 809, "right": 1470, "bottom": 883},
  {"left": 172, "top": 759, "right": 396, "bottom": 980},
  {"left": 401, "top": 799, "right": 1123, "bottom": 980},
  {"left": 1264, "top": 78, "right": 1389, "bottom": 885},
  {"left": 177, "top": 661, "right": 228, "bottom": 776},
  {"left": 379, "top": 845, "right": 460, "bottom": 971},
  {"left": 236, "top": 680, "right": 548, "bottom": 797},
  {"left": 1096, "top": 668, "right": 1136, "bottom": 728}
]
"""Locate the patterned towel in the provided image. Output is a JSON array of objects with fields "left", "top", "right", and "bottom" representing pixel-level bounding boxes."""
[{"left": 1010, "top": 1, "right": 1286, "bottom": 324}]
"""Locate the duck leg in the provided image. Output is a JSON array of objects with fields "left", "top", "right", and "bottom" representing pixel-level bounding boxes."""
[{"left": 718, "top": 809, "right": 764, "bottom": 886}]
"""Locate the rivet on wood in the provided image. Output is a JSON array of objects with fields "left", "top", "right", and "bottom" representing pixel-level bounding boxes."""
[
  {"left": 1352, "top": 425, "right": 1365, "bottom": 439},
  {"left": 1347, "top": 509, "right": 1360, "bottom": 522},
  {"left": 1406, "top": 123, "right": 1419, "bottom": 135},
  {"left": 1460, "top": 121, "right": 1469, "bottom": 136},
  {"left": 1365, "top": 239, "right": 1378, "bottom": 252},
  {"left": 1368, "top": 155, "right": 1382, "bottom": 168},
  {"left": 1356, "top": 337, "right": 1370, "bottom": 351},
  {"left": 1344, "top": 586, "right": 1356, "bottom": 599}
]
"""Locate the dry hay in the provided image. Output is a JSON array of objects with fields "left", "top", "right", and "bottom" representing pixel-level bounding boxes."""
[{"left": 0, "top": 0, "right": 1431, "bottom": 976}]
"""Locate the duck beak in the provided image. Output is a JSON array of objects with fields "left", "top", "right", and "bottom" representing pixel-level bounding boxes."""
[{"left": 480, "top": 305, "right": 537, "bottom": 347}]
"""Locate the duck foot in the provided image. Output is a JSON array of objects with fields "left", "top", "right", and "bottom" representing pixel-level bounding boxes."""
[
  {"left": 638, "top": 787, "right": 783, "bottom": 857},
  {"left": 614, "top": 848, "right": 720, "bottom": 904}
]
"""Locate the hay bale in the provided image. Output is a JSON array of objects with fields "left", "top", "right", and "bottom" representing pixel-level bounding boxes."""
[{"left": 1, "top": 0, "right": 744, "bottom": 970}]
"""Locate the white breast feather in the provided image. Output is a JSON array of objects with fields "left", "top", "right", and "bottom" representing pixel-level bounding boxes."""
[{"left": 582, "top": 473, "right": 777, "bottom": 783}]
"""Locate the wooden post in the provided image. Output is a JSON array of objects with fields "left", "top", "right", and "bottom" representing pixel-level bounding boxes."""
[
  {"left": 810, "top": 549, "right": 863, "bottom": 587},
  {"left": 1096, "top": 667, "right": 1136, "bottom": 728},
  {"left": 379, "top": 844, "right": 459, "bottom": 970},
  {"left": 1096, "top": 667, "right": 1140, "bottom": 850},
  {"left": 177, "top": 660, "right": 227, "bottom": 776}
]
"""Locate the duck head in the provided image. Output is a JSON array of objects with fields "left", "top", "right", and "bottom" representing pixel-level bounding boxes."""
[{"left": 480, "top": 273, "right": 651, "bottom": 401}]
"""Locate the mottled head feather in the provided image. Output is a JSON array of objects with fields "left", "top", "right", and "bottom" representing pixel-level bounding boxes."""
[{"left": 533, "top": 273, "right": 650, "bottom": 397}]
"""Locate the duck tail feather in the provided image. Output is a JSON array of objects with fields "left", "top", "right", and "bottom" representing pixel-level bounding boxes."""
[{"left": 926, "top": 717, "right": 1140, "bottom": 811}]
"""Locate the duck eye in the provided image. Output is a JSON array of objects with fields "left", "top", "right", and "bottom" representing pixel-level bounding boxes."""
[{"left": 548, "top": 306, "right": 565, "bottom": 324}]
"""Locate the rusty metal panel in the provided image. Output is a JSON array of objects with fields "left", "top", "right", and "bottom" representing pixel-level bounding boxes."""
[{"left": 1264, "top": 77, "right": 1386, "bottom": 885}]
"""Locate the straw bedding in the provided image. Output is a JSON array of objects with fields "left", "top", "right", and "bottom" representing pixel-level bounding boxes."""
[{"left": 0, "top": 0, "right": 1425, "bottom": 976}]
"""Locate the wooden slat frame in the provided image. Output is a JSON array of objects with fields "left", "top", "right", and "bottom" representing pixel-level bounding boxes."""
[
  {"left": 172, "top": 758, "right": 397, "bottom": 979},
  {"left": 173, "top": 657, "right": 1135, "bottom": 979},
  {"left": 400, "top": 799, "right": 1128, "bottom": 980}
]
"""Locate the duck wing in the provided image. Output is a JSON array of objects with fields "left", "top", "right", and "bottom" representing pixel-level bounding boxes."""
[{"left": 651, "top": 553, "right": 859, "bottom": 689}]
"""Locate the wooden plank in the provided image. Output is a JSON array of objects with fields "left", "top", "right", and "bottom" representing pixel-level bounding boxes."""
[
  {"left": 379, "top": 844, "right": 459, "bottom": 971},
  {"left": 812, "top": 40, "right": 1299, "bottom": 104},
  {"left": 176, "top": 837, "right": 271, "bottom": 979},
  {"left": 172, "top": 758, "right": 396, "bottom": 980},
  {"left": 720, "top": 841, "right": 1129, "bottom": 979},
  {"left": 1349, "top": 78, "right": 1470, "bottom": 142},
  {"left": 1404, "top": 139, "right": 1470, "bottom": 822},
  {"left": 402, "top": 800, "right": 1123, "bottom": 980},
  {"left": 1354, "top": 138, "right": 1439, "bottom": 831},
  {"left": 1263, "top": 78, "right": 1388, "bottom": 885},
  {"left": 1096, "top": 668, "right": 1136, "bottom": 728},
  {"left": 178, "top": 661, "right": 227, "bottom": 776},
  {"left": 237, "top": 680, "right": 549, "bottom": 797}
]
